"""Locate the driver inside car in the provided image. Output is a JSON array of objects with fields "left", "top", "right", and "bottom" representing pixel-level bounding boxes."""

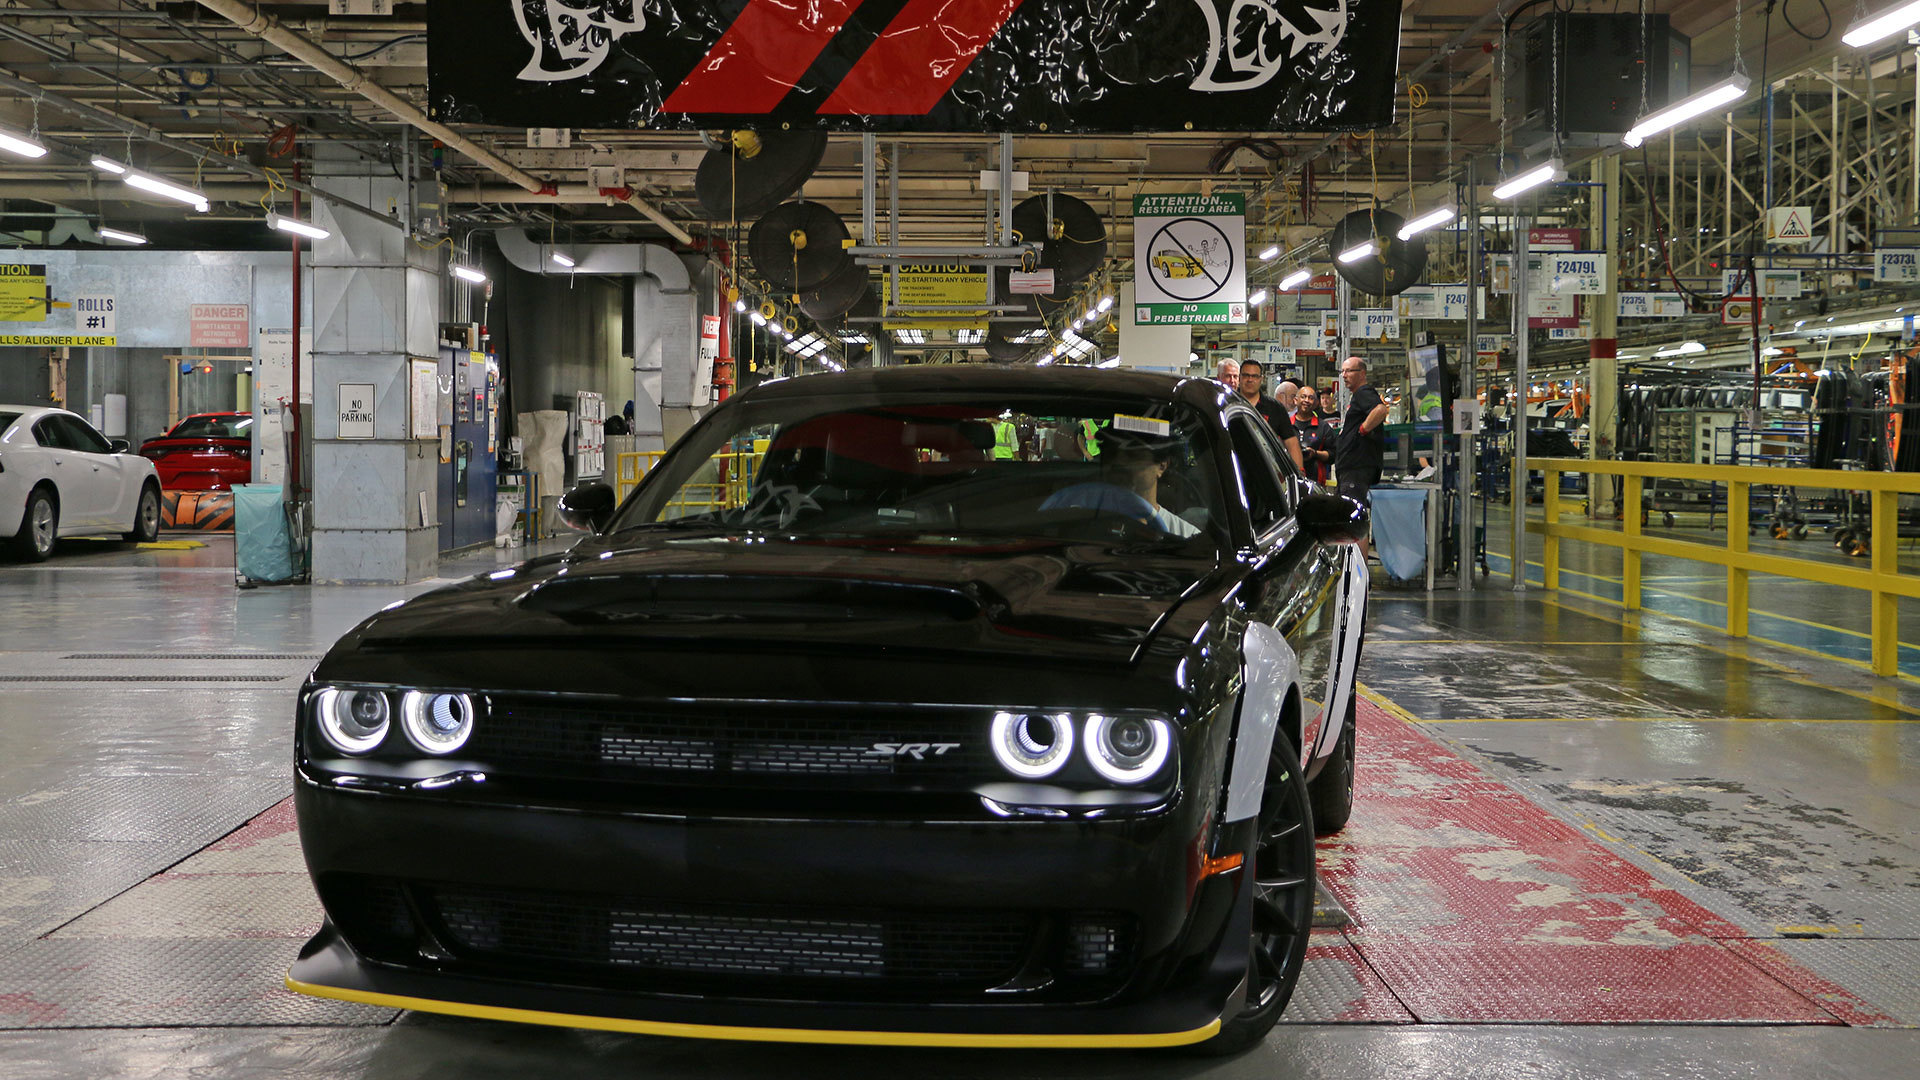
[{"left": 1038, "top": 426, "right": 1200, "bottom": 538}]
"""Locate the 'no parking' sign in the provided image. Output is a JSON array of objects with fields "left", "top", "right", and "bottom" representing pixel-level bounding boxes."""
[{"left": 1133, "top": 194, "right": 1247, "bottom": 326}]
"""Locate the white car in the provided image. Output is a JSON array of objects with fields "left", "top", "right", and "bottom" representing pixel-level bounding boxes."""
[{"left": 0, "top": 405, "right": 162, "bottom": 562}]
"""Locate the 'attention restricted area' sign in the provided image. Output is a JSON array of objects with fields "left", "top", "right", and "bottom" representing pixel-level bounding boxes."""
[{"left": 1133, "top": 194, "right": 1246, "bottom": 326}]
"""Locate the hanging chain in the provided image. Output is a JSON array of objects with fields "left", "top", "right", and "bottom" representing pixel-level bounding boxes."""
[
  {"left": 1640, "top": 0, "right": 1651, "bottom": 116},
  {"left": 1733, "top": 0, "right": 1748, "bottom": 75},
  {"left": 1551, "top": 12, "right": 1563, "bottom": 155}
]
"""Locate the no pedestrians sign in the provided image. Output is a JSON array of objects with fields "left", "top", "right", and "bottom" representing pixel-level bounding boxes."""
[{"left": 1133, "top": 194, "right": 1247, "bottom": 325}]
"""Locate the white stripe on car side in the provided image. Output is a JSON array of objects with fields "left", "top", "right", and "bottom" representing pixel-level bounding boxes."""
[
  {"left": 1311, "top": 545, "right": 1369, "bottom": 763},
  {"left": 1224, "top": 619, "right": 1300, "bottom": 823}
]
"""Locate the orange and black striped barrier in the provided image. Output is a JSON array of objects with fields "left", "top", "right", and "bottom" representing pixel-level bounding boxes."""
[{"left": 161, "top": 491, "right": 235, "bottom": 532}]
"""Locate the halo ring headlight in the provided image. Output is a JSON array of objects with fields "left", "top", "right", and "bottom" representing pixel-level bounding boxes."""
[
  {"left": 315, "top": 688, "right": 389, "bottom": 755},
  {"left": 991, "top": 711, "right": 1073, "bottom": 778},
  {"left": 401, "top": 691, "right": 477, "bottom": 754},
  {"left": 1084, "top": 714, "right": 1173, "bottom": 785}
]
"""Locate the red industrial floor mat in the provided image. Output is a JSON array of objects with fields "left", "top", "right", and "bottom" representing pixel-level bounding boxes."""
[{"left": 1315, "top": 699, "right": 1886, "bottom": 1024}]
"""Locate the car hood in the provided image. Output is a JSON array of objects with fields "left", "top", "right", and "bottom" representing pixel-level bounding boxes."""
[{"left": 338, "top": 532, "right": 1222, "bottom": 668}]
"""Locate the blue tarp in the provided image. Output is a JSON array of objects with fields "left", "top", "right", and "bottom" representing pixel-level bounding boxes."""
[
  {"left": 1370, "top": 487, "right": 1427, "bottom": 583},
  {"left": 233, "top": 484, "right": 295, "bottom": 583}
]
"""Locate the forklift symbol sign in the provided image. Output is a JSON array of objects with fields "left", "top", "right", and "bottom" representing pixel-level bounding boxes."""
[{"left": 339, "top": 383, "right": 375, "bottom": 439}]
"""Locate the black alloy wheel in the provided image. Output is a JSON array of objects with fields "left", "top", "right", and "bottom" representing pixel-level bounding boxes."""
[{"left": 1191, "top": 736, "right": 1316, "bottom": 1055}]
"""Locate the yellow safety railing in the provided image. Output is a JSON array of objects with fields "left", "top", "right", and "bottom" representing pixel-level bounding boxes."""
[
  {"left": 1517, "top": 457, "right": 1920, "bottom": 676},
  {"left": 613, "top": 450, "right": 764, "bottom": 515}
]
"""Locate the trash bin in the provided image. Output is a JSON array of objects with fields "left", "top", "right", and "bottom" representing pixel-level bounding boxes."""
[
  {"left": 233, "top": 484, "right": 296, "bottom": 584},
  {"left": 1369, "top": 486, "right": 1428, "bottom": 584}
]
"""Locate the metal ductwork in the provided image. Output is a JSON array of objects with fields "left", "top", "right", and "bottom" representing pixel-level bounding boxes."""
[
  {"left": 191, "top": 0, "right": 694, "bottom": 244},
  {"left": 492, "top": 229, "right": 699, "bottom": 451}
]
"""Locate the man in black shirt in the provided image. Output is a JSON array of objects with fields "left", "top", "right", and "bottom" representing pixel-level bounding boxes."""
[
  {"left": 1335, "top": 356, "right": 1390, "bottom": 503},
  {"left": 1294, "top": 385, "right": 1332, "bottom": 485},
  {"left": 1237, "top": 359, "right": 1303, "bottom": 472}
]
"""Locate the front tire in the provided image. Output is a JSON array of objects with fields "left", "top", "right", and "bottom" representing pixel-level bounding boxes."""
[
  {"left": 1307, "top": 700, "right": 1356, "bottom": 835},
  {"left": 11, "top": 488, "right": 57, "bottom": 562},
  {"left": 1189, "top": 736, "right": 1315, "bottom": 1056},
  {"left": 123, "top": 483, "right": 160, "bottom": 543}
]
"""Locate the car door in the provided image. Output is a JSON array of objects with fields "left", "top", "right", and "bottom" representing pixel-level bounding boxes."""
[
  {"left": 49, "top": 413, "right": 125, "bottom": 529},
  {"left": 29, "top": 416, "right": 95, "bottom": 529}
]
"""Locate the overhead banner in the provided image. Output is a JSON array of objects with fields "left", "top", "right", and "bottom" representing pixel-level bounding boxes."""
[
  {"left": 1133, "top": 193, "right": 1247, "bottom": 325},
  {"left": 427, "top": 0, "right": 1404, "bottom": 133}
]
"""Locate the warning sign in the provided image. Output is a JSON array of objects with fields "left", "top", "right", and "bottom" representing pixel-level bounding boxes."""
[
  {"left": 190, "top": 303, "right": 250, "bottom": 348},
  {"left": 1133, "top": 193, "right": 1247, "bottom": 325},
  {"left": 882, "top": 263, "right": 989, "bottom": 329},
  {"left": 1766, "top": 207, "right": 1815, "bottom": 245},
  {"left": 0, "top": 263, "right": 48, "bottom": 322}
]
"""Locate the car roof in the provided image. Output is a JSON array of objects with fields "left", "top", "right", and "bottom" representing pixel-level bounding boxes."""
[
  {"left": 736, "top": 365, "right": 1237, "bottom": 412},
  {"left": 0, "top": 405, "right": 74, "bottom": 421}
]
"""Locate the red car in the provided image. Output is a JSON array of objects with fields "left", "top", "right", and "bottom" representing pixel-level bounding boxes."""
[{"left": 139, "top": 412, "right": 254, "bottom": 491}]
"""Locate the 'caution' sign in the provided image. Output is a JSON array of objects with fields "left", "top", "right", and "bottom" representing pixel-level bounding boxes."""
[
  {"left": 0, "top": 263, "right": 48, "bottom": 323},
  {"left": 1766, "top": 207, "right": 1815, "bottom": 245}
]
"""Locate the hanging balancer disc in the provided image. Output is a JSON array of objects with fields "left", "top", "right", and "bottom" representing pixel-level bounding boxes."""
[
  {"left": 694, "top": 130, "right": 829, "bottom": 222},
  {"left": 748, "top": 201, "right": 852, "bottom": 292},
  {"left": 799, "top": 260, "right": 871, "bottom": 322},
  {"left": 1011, "top": 194, "right": 1108, "bottom": 286},
  {"left": 1326, "top": 208, "right": 1429, "bottom": 298}
]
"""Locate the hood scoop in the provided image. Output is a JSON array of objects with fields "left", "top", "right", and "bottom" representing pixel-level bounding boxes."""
[{"left": 516, "top": 573, "right": 984, "bottom": 626}]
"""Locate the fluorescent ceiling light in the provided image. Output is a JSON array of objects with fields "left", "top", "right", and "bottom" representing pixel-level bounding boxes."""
[
  {"left": 267, "top": 212, "right": 329, "bottom": 240},
  {"left": 893, "top": 328, "right": 926, "bottom": 344},
  {"left": 1073, "top": 318, "right": 1085, "bottom": 330},
  {"left": 837, "top": 332, "right": 870, "bottom": 344},
  {"left": 1258, "top": 245, "right": 1280, "bottom": 261},
  {"left": 1653, "top": 341, "right": 1706, "bottom": 357},
  {"left": 1397, "top": 207, "right": 1455, "bottom": 240},
  {"left": 90, "top": 156, "right": 127, "bottom": 174},
  {"left": 1279, "top": 268, "right": 1312, "bottom": 290},
  {"left": 97, "top": 227, "right": 147, "bottom": 245},
  {"left": 0, "top": 128, "right": 47, "bottom": 159},
  {"left": 1624, "top": 74, "right": 1751, "bottom": 147},
  {"left": 1097, "top": 356, "right": 1121, "bottom": 368},
  {"left": 451, "top": 264, "right": 487, "bottom": 284},
  {"left": 1037, "top": 355, "right": 1055, "bottom": 366},
  {"left": 124, "top": 171, "right": 209, "bottom": 212},
  {"left": 1492, "top": 159, "right": 1563, "bottom": 200},
  {"left": 1248, "top": 289, "right": 1268, "bottom": 306},
  {"left": 1337, "top": 240, "right": 1377, "bottom": 264},
  {"left": 550, "top": 251, "right": 576, "bottom": 268},
  {"left": 750, "top": 311, "right": 766, "bottom": 326},
  {"left": 1843, "top": 0, "right": 1920, "bottom": 46},
  {"left": 1097, "top": 295, "right": 1114, "bottom": 312},
  {"left": 734, "top": 299, "right": 746, "bottom": 312}
]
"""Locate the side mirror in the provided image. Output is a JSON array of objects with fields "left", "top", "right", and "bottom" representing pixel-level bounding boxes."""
[
  {"left": 109, "top": 439, "right": 130, "bottom": 453},
  {"left": 1297, "top": 491, "right": 1368, "bottom": 545},
  {"left": 557, "top": 481, "right": 617, "bottom": 534}
]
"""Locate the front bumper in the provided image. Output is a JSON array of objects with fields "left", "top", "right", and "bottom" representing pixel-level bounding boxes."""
[{"left": 289, "top": 772, "right": 1251, "bottom": 1047}]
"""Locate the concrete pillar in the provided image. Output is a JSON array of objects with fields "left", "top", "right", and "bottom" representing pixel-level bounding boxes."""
[
  {"left": 307, "top": 145, "right": 441, "bottom": 584},
  {"left": 1589, "top": 157, "right": 1621, "bottom": 518}
]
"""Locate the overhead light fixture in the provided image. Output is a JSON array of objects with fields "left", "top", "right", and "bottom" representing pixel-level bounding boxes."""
[
  {"left": 1097, "top": 356, "right": 1121, "bottom": 368},
  {"left": 1337, "top": 240, "right": 1377, "bottom": 264},
  {"left": 1279, "top": 268, "right": 1312, "bottom": 290},
  {"left": 1258, "top": 245, "right": 1280, "bottom": 261},
  {"left": 90, "top": 156, "right": 127, "bottom": 174},
  {"left": 451, "top": 264, "right": 487, "bottom": 284},
  {"left": 734, "top": 299, "right": 747, "bottom": 312},
  {"left": 1097, "top": 295, "right": 1114, "bottom": 312},
  {"left": 97, "top": 227, "right": 148, "bottom": 245},
  {"left": 1397, "top": 207, "right": 1455, "bottom": 240},
  {"left": 0, "top": 127, "right": 47, "bottom": 159},
  {"left": 266, "top": 212, "right": 329, "bottom": 240},
  {"left": 550, "top": 251, "right": 576, "bottom": 268},
  {"left": 750, "top": 311, "right": 766, "bottom": 326},
  {"left": 1248, "top": 289, "right": 1269, "bottom": 306},
  {"left": 124, "top": 171, "right": 209, "bottom": 212},
  {"left": 1623, "top": 74, "right": 1751, "bottom": 147},
  {"left": 1653, "top": 341, "right": 1706, "bottom": 357},
  {"left": 1492, "top": 159, "right": 1564, "bottom": 200},
  {"left": 1843, "top": 0, "right": 1920, "bottom": 46}
]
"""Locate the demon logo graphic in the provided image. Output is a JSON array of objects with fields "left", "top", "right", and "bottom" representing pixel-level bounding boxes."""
[
  {"left": 513, "top": 0, "right": 645, "bottom": 82},
  {"left": 1189, "top": 0, "right": 1352, "bottom": 92}
]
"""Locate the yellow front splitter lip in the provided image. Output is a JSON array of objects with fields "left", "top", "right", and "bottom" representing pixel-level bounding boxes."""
[{"left": 287, "top": 974, "right": 1220, "bottom": 1049}]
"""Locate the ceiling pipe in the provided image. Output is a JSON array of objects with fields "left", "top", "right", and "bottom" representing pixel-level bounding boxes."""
[
  {"left": 190, "top": 0, "right": 695, "bottom": 245},
  {"left": 493, "top": 227, "right": 692, "bottom": 293}
]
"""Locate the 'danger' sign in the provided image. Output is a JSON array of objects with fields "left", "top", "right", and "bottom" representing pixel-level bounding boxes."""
[{"left": 428, "top": 0, "right": 1403, "bottom": 133}]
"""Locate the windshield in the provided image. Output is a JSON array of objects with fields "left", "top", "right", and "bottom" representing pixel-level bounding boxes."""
[
  {"left": 609, "top": 392, "right": 1231, "bottom": 552},
  {"left": 170, "top": 415, "right": 253, "bottom": 439}
]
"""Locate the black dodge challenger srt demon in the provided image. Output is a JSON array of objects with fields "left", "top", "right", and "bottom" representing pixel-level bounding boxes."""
[{"left": 288, "top": 366, "right": 1369, "bottom": 1052}]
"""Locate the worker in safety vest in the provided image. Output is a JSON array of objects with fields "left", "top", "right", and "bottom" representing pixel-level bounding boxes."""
[
  {"left": 1080, "top": 418, "right": 1106, "bottom": 458},
  {"left": 992, "top": 414, "right": 1019, "bottom": 460}
]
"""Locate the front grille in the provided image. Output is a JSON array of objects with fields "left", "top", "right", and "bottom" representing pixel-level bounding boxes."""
[
  {"left": 475, "top": 698, "right": 990, "bottom": 786},
  {"left": 321, "top": 875, "right": 1133, "bottom": 1001}
]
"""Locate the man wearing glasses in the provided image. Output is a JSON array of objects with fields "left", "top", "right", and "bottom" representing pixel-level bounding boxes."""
[
  {"left": 1335, "top": 356, "right": 1390, "bottom": 504},
  {"left": 1238, "top": 359, "right": 1303, "bottom": 472}
]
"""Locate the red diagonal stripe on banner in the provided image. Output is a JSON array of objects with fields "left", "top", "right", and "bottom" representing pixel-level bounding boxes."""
[
  {"left": 662, "top": 0, "right": 865, "bottom": 115},
  {"left": 819, "top": 0, "right": 1026, "bottom": 115}
]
